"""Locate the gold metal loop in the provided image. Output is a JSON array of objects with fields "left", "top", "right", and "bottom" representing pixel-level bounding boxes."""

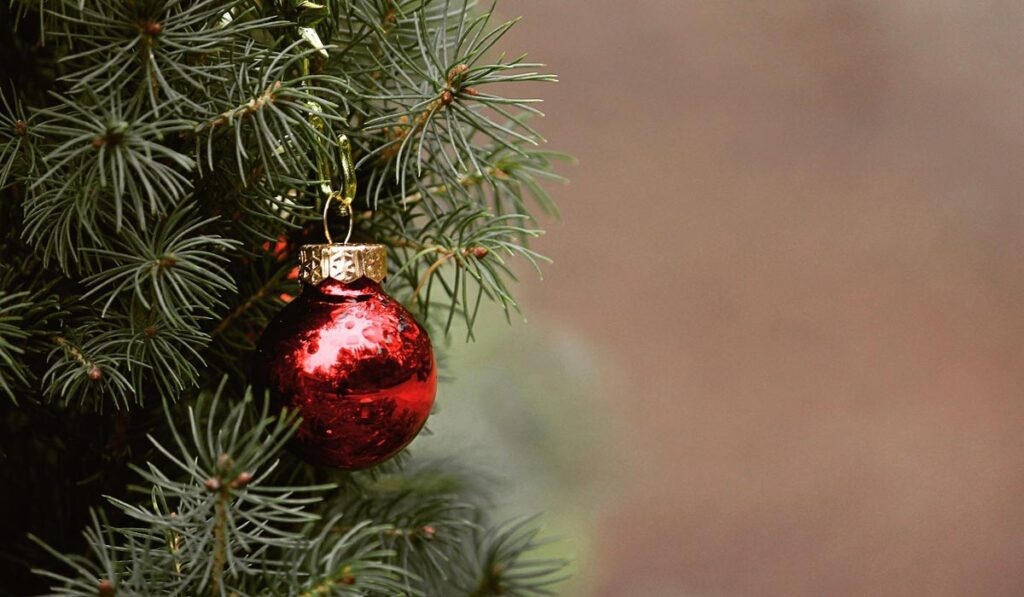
[
  {"left": 321, "top": 135, "right": 357, "bottom": 244},
  {"left": 323, "top": 192, "right": 353, "bottom": 244}
]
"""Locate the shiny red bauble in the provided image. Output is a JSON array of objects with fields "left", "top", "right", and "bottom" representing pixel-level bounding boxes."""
[{"left": 253, "top": 277, "right": 436, "bottom": 470}]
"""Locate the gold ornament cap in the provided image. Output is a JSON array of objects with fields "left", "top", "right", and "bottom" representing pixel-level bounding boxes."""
[{"left": 298, "top": 243, "right": 387, "bottom": 285}]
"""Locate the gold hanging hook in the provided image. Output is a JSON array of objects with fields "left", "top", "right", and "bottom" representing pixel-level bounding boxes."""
[{"left": 322, "top": 135, "right": 356, "bottom": 244}]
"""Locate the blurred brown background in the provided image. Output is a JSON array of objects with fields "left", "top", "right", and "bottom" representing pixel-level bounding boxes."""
[{"left": 498, "top": 1, "right": 1024, "bottom": 595}]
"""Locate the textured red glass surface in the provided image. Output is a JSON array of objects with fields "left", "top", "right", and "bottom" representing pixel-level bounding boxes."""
[{"left": 253, "top": 277, "right": 436, "bottom": 470}]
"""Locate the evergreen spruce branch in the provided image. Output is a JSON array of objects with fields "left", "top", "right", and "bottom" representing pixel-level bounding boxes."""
[
  {"left": 382, "top": 205, "right": 547, "bottom": 336},
  {"left": 80, "top": 206, "right": 240, "bottom": 330},
  {"left": 0, "top": 290, "right": 33, "bottom": 401},
  {"left": 203, "top": 251, "right": 297, "bottom": 385},
  {"left": 354, "top": 1, "right": 555, "bottom": 203},
  {"left": 235, "top": 182, "right": 318, "bottom": 240},
  {"left": 211, "top": 268, "right": 287, "bottom": 339},
  {"left": 277, "top": 519, "right": 412, "bottom": 596},
  {"left": 0, "top": 262, "right": 67, "bottom": 402},
  {"left": 0, "top": 88, "right": 40, "bottom": 190},
  {"left": 103, "top": 311, "right": 210, "bottom": 403},
  {"left": 29, "top": 510, "right": 151, "bottom": 597},
  {"left": 32, "top": 385, "right": 396, "bottom": 595},
  {"left": 358, "top": 137, "right": 566, "bottom": 339},
  {"left": 49, "top": 0, "right": 282, "bottom": 112},
  {"left": 459, "top": 516, "right": 568, "bottom": 597},
  {"left": 193, "top": 158, "right": 314, "bottom": 248},
  {"left": 31, "top": 91, "right": 195, "bottom": 231},
  {"left": 211, "top": 251, "right": 296, "bottom": 340},
  {"left": 195, "top": 42, "right": 352, "bottom": 186},
  {"left": 114, "top": 385, "right": 332, "bottom": 593},
  {"left": 133, "top": 323, "right": 206, "bottom": 400},
  {"left": 44, "top": 325, "right": 137, "bottom": 410},
  {"left": 481, "top": 145, "right": 570, "bottom": 220},
  {"left": 21, "top": 172, "right": 114, "bottom": 272},
  {"left": 328, "top": 0, "right": 471, "bottom": 60},
  {"left": 397, "top": 164, "right": 491, "bottom": 207},
  {"left": 330, "top": 464, "right": 567, "bottom": 596},
  {"left": 5, "top": 0, "right": 572, "bottom": 591},
  {"left": 390, "top": 140, "right": 568, "bottom": 221},
  {"left": 199, "top": 79, "right": 283, "bottom": 133},
  {"left": 7, "top": 0, "right": 76, "bottom": 44},
  {"left": 331, "top": 484, "right": 477, "bottom": 591},
  {"left": 329, "top": 4, "right": 444, "bottom": 95}
]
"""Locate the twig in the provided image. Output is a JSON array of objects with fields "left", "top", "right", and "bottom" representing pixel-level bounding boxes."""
[
  {"left": 411, "top": 245, "right": 486, "bottom": 299},
  {"left": 398, "top": 167, "right": 498, "bottom": 205},
  {"left": 211, "top": 275, "right": 277, "bottom": 337},
  {"left": 210, "top": 490, "right": 228, "bottom": 594},
  {"left": 378, "top": 65, "right": 470, "bottom": 163},
  {"left": 297, "top": 566, "right": 356, "bottom": 596},
  {"left": 50, "top": 335, "right": 95, "bottom": 370},
  {"left": 196, "top": 81, "right": 282, "bottom": 133},
  {"left": 412, "top": 248, "right": 456, "bottom": 298},
  {"left": 207, "top": 454, "right": 235, "bottom": 594}
]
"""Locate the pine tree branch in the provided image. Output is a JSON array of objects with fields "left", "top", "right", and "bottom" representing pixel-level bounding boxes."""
[
  {"left": 196, "top": 81, "right": 283, "bottom": 134},
  {"left": 209, "top": 465, "right": 231, "bottom": 595},
  {"left": 411, "top": 245, "right": 488, "bottom": 299},
  {"left": 295, "top": 566, "right": 357, "bottom": 597},
  {"left": 50, "top": 335, "right": 95, "bottom": 375},
  {"left": 211, "top": 277, "right": 275, "bottom": 338},
  {"left": 4, "top": 0, "right": 570, "bottom": 591}
]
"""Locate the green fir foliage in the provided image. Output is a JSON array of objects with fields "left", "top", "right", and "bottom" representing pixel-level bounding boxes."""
[{"left": 0, "top": 0, "right": 568, "bottom": 594}]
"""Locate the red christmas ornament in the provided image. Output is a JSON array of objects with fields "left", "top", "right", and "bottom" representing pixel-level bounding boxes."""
[{"left": 253, "top": 243, "right": 436, "bottom": 470}]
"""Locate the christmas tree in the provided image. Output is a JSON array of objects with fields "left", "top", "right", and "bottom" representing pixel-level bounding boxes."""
[{"left": 0, "top": 1, "right": 568, "bottom": 594}]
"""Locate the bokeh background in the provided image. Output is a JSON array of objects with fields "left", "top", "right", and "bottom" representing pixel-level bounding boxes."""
[{"left": 418, "top": 1, "right": 1024, "bottom": 595}]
